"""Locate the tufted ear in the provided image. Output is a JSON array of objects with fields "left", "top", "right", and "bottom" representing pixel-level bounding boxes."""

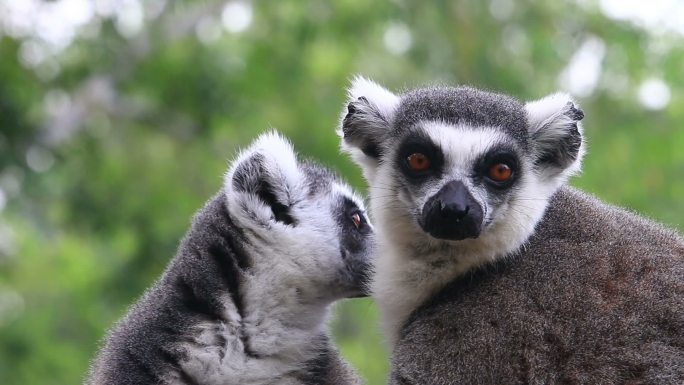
[
  {"left": 338, "top": 75, "right": 400, "bottom": 182},
  {"left": 525, "top": 93, "right": 585, "bottom": 184},
  {"left": 224, "top": 131, "right": 303, "bottom": 226}
]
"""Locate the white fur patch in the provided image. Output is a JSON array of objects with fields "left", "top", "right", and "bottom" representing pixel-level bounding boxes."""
[
  {"left": 525, "top": 93, "right": 574, "bottom": 130},
  {"left": 347, "top": 75, "right": 400, "bottom": 120},
  {"left": 525, "top": 93, "right": 586, "bottom": 186},
  {"left": 421, "top": 121, "right": 509, "bottom": 177},
  {"left": 225, "top": 131, "right": 301, "bottom": 190}
]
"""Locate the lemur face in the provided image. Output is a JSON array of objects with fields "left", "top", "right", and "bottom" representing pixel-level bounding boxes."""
[
  {"left": 340, "top": 77, "right": 584, "bottom": 248},
  {"left": 225, "top": 132, "right": 374, "bottom": 299},
  {"left": 388, "top": 122, "right": 528, "bottom": 241}
]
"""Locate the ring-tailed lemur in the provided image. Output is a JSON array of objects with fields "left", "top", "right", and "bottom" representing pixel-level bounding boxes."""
[
  {"left": 340, "top": 77, "right": 684, "bottom": 384},
  {"left": 87, "top": 132, "right": 373, "bottom": 385}
]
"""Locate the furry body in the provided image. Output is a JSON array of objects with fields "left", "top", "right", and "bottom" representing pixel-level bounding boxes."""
[
  {"left": 391, "top": 187, "right": 684, "bottom": 384},
  {"left": 87, "top": 133, "right": 370, "bottom": 385}
]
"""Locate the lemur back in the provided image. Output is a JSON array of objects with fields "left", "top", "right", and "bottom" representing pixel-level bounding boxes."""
[
  {"left": 87, "top": 132, "right": 372, "bottom": 385},
  {"left": 338, "top": 76, "right": 684, "bottom": 384}
]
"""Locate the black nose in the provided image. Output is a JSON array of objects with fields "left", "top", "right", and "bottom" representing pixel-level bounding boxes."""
[
  {"left": 421, "top": 181, "right": 484, "bottom": 240},
  {"left": 439, "top": 198, "right": 469, "bottom": 220}
]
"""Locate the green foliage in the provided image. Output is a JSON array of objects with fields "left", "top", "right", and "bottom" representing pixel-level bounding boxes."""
[{"left": 0, "top": 1, "right": 682, "bottom": 384}]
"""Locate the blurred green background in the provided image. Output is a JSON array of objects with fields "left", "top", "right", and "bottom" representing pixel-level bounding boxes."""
[{"left": 0, "top": 0, "right": 683, "bottom": 384}]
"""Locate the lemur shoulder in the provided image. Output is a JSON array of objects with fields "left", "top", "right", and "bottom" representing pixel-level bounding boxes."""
[
  {"left": 87, "top": 132, "right": 373, "bottom": 385},
  {"left": 340, "top": 77, "right": 684, "bottom": 384}
]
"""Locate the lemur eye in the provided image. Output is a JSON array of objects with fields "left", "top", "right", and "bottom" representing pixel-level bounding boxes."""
[
  {"left": 407, "top": 153, "right": 431, "bottom": 172},
  {"left": 488, "top": 163, "right": 513, "bottom": 182},
  {"left": 351, "top": 212, "right": 364, "bottom": 229}
]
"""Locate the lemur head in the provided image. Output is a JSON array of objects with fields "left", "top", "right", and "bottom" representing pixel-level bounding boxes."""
[
  {"left": 340, "top": 77, "right": 584, "bottom": 260},
  {"left": 224, "top": 131, "right": 374, "bottom": 300}
]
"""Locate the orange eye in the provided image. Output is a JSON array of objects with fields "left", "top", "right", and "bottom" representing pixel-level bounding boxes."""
[
  {"left": 488, "top": 163, "right": 513, "bottom": 182},
  {"left": 407, "top": 153, "right": 431, "bottom": 172}
]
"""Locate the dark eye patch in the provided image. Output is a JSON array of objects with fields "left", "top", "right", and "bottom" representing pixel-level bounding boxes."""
[
  {"left": 336, "top": 197, "right": 371, "bottom": 253},
  {"left": 473, "top": 146, "right": 521, "bottom": 189},
  {"left": 395, "top": 133, "right": 444, "bottom": 181},
  {"left": 342, "top": 198, "right": 370, "bottom": 234}
]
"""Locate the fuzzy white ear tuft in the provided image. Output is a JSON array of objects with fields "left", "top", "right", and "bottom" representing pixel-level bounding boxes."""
[
  {"left": 338, "top": 76, "right": 400, "bottom": 183},
  {"left": 249, "top": 130, "right": 300, "bottom": 186},
  {"left": 525, "top": 93, "right": 586, "bottom": 185},
  {"left": 347, "top": 75, "right": 401, "bottom": 120},
  {"left": 526, "top": 93, "right": 579, "bottom": 132},
  {"left": 224, "top": 130, "right": 303, "bottom": 224},
  {"left": 224, "top": 130, "right": 300, "bottom": 193}
]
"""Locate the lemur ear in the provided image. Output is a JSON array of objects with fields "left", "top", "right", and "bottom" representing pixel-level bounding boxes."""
[
  {"left": 339, "top": 76, "right": 400, "bottom": 182},
  {"left": 224, "top": 131, "right": 302, "bottom": 225},
  {"left": 525, "top": 93, "right": 585, "bottom": 182}
]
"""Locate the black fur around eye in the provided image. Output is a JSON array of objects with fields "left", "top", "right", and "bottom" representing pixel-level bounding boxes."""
[
  {"left": 397, "top": 137, "right": 444, "bottom": 179},
  {"left": 476, "top": 150, "right": 520, "bottom": 189},
  {"left": 339, "top": 198, "right": 371, "bottom": 236}
]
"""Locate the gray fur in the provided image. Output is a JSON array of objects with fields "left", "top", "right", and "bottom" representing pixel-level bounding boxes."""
[
  {"left": 87, "top": 132, "right": 370, "bottom": 385},
  {"left": 393, "top": 86, "right": 530, "bottom": 147},
  {"left": 392, "top": 187, "right": 684, "bottom": 384}
]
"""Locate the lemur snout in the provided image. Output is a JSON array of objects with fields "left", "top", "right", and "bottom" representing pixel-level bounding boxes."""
[{"left": 421, "top": 180, "right": 483, "bottom": 241}]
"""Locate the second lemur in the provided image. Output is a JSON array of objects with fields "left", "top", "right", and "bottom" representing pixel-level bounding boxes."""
[{"left": 88, "top": 132, "right": 373, "bottom": 385}]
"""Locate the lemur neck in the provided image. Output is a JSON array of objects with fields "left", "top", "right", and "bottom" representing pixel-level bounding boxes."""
[
  {"left": 239, "top": 271, "right": 332, "bottom": 359},
  {"left": 183, "top": 196, "right": 331, "bottom": 360}
]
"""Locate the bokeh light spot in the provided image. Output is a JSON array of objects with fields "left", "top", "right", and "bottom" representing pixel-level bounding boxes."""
[
  {"left": 383, "top": 22, "right": 412, "bottom": 56},
  {"left": 26, "top": 146, "right": 55, "bottom": 173},
  {"left": 222, "top": 1, "right": 253, "bottom": 34},
  {"left": 558, "top": 36, "right": 606, "bottom": 97},
  {"left": 638, "top": 78, "right": 671, "bottom": 111}
]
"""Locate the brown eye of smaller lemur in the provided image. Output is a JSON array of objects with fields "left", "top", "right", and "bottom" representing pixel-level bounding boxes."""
[
  {"left": 351, "top": 212, "right": 362, "bottom": 229},
  {"left": 488, "top": 163, "right": 513, "bottom": 182},
  {"left": 407, "top": 153, "right": 431, "bottom": 172}
]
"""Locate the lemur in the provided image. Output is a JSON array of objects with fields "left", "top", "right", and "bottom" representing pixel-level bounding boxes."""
[
  {"left": 340, "top": 77, "right": 684, "bottom": 384},
  {"left": 87, "top": 132, "right": 373, "bottom": 385}
]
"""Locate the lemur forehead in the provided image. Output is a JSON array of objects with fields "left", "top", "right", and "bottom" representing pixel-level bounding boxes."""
[
  {"left": 393, "top": 86, "right": 529, "bottom": 148},
  {"left": 299, "top": 161, "right": 363, "bottom": 205},
  {"left": 300, "top": 161, "right": 336, "bottom": 196},
  {"left": 333, "top": 181, "right": 366, "bottom": 211}
]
